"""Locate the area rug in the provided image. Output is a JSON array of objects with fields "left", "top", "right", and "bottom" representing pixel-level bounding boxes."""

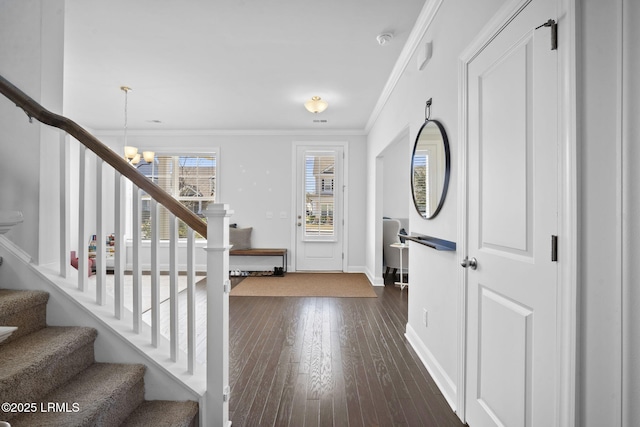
[{"left": 230, "top": 272, "right": 377, "bottom": 298}]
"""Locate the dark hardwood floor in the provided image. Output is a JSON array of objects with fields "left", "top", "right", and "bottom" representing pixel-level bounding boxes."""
[{"left": 228, "top": 275, "right": 465, "bottom": 427}]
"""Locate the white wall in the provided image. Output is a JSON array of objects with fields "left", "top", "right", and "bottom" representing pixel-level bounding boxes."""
[
  {"left": 578, "top": 1, "right": 621, "bottom": 424},
  {"left": 0, "top": 0, "right": 65, "bottom": 263},
  {"left": 623, "top": 1, "right": 640, "bottom": 423},
  {"left": 380, "top": 127, "right": 411, "bottom": 223},
  {"left": 366, "top": 0, "right": 639, "bottom": 425},
  {"left": 366, "top": 0, "right": 506, "bottom": 411},
  {"left": 579, "top": 0, "right": 640, "bottom": 425},
  {"left": 93, "top": 131, "right": 368, "bottom": 273}
]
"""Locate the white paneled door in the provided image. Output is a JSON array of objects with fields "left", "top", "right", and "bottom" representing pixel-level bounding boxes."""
[
  {"left": 295, "top": 145, "right": 344, "bottom": 271},
  {"left": 463, "top": 1, "right": 558, "bottom": 426}
]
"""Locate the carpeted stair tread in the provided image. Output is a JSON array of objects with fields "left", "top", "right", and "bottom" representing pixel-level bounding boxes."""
[
  {"left": 120, "top": 400, "right": 199, "bottom": 427},
  {"left": 0, "top": 289, "right": 49, "bottom": 314},
  {"left": 0, "top": 289, "right": 49, "bottom": 342},
  {"left": 9, "top": 363, "right": 146, "bottom": 427},
  {"left": 121, "top": 400, "right": 198, "bottom": 427},
  {"left": 0, "top": 326, "right": 97, "bottom": 407}
]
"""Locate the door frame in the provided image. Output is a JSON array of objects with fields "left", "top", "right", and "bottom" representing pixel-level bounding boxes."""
[
  {"left": 457, "top": 0, "right": 577, "bottom": 424},
  {"left": 290, "top": 140, "right": 349, "bottom": 272}
]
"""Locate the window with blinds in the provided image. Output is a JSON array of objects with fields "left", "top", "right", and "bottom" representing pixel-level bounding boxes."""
[
  {"left": 304, "top": 154, "right": 335, "bottom": 236},
  {"left": 137, "top": 155, "right": 216, "bottom": 239},
  {"left": 412, "top": 151, "right": 430, "bottom": 216}
]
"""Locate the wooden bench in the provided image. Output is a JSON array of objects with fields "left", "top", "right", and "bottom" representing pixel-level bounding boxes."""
[{"left": 229, "top": 248, "right": 287, "bottom": 273}]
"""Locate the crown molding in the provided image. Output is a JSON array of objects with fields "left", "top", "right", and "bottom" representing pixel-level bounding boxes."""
[
  {"left": 365, "top": 0, "right": 444, "bottom": 133},
  {"left": 92, "top": 128, "right": 367, "bottom": 138}
]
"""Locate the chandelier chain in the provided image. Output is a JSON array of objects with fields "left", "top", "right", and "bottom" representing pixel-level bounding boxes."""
[{"left": 121, "top": 86, "right": 131, "bottom": 145}]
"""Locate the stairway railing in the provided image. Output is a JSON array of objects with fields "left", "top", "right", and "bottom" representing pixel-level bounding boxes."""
[{"left": 0, "top": 74, "right": 230, "bottom": 426}]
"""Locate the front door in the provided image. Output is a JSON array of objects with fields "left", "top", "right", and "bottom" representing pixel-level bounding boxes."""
[
  {"left": 295, "top": 145, "right": 344, "bottom": 271},
  {"left": 464, "top": 1, "right": 559, "bottom": 426}
]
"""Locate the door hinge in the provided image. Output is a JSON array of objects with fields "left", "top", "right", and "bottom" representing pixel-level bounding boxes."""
[
  {"left": 223, "top": 280, "right": 231, "bottom": 294},
  {"left": 535, "top": 19, "right": 557, "bottom": 50},
  {"left": 551, "top": 235, "right": 558, "bottom": 262},
  {"left": 223, "top": 385, "right": 230, "bottom": 402}
]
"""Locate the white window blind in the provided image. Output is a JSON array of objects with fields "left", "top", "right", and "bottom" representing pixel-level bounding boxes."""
[
  {"left": 304, "top": 154, "right": 335, "bottom": 236},
  {"left": 413, "top": 151, "right": 429, "bottom": 216},
  {"left": 138, "top": 155, "right": 216, "bottom": 239}
]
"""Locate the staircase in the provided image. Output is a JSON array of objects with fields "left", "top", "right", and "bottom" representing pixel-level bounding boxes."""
[
  {"left": 0, "top": 288, "right": 198, "bottom": 427},
  {"left": 0, "top": 75, "right": 233, "bottom": 426}
]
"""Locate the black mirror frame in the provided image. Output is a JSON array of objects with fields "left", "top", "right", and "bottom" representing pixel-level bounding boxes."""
[{"left": 411, "top": 119, "right": 451, "bottom": 219}]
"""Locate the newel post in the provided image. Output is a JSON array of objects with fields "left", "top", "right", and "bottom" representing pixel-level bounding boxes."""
[{"left": 203, "top": 203, "right": 233, "bottom": 427}]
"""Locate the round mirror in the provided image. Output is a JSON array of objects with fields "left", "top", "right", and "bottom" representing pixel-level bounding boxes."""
[{"left": 411, "top": 119, "right": 451, "bottom": 219}]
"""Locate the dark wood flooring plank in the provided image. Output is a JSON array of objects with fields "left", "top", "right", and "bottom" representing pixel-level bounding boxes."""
[
  {"left": 304, "top": 399, "right": 320, "bottom": 427},
  {"left": 307, "top": 297, "right": 325, "bottom": 400},
  {"left": 404, "top": 376, "right": 443, "bottom": 426},
  {"left": 320, "top": 298, "right": 335, "bottom": 399},
  {"left": 274, "top": 361, "right": 299, "bottom": 427},
  {"left": 244, "top": 300, "right": 294, "bottom": 426},
  {"left": 336, "top": 299, "right": 364, "bottom": 427},
  {"left": 228, "top": 297, "right": 276, "bottom": 392},
  {"left": 229, "top": 298, "right": 282, "bottom": 418},
  {"left": 233, "top": 320, "right": 283, "bottom": 426},
  {"left": 289, "top": 372, "right": 309, "bottom": 427},
  {"left": 290, "top": 298, "right": 314, "bottom": 365},
  {"left": 370, "top": 302, "right": 446, "bottom": 425},
  {"left": 226, "top": 278, "right": 465, "bottom": 427},
  {"left": 362, "top": 299, "right": 412, "bottom": 400},
  {"left": 351, "top": 305, "right": 388, "bottom": 426},
  {"left": 354, "top": 299, "right": 402, "bottom": 426},
  {"left": 328, "top": 301, "right": 349, "bottom": 427},
  {"left": 299, "top": 297, "right": 318, "bottom": 374}
]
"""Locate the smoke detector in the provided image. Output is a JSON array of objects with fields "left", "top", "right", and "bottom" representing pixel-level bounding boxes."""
[{"left": 376, "top": 33, "right": 393, "bottom": 46}]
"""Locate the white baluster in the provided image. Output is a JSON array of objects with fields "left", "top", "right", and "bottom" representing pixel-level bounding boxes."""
[
  {"left": 59, "top": 132, "right": 70, "bottom": 278},
  {"left": 114, "top": 172, "right": 124, "bottom": 319},
  {"left": 132, "top": 185, "right": 142, "bottom": 333},
  {"left": 96, "top": 158, "right": 106, "bottom": 305},
  {"left": 78, "top": 145, "right": 87, "bottom": 291},
  {"left": 170, "top": 214, "right": 179, "bottom": 361},
  {"left": 151, "top": 200, "right": 160, "bottom": 347},
  {"left": 187, "top": 227, "right": 196, "bottom": 374}
]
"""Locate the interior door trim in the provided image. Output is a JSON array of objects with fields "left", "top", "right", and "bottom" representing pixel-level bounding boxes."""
[{"left": 457, "top": 0, "right": 578, "bottom": 424}]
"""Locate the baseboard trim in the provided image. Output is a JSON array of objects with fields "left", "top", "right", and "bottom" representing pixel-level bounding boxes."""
[
  {"left": 405, "top": 323, "right": 458, "bottom": 413},
  {"left": 362, "top": 267, "right": 384, "bottom": 286}
]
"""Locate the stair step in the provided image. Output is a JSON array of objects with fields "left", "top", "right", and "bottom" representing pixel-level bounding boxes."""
[
  {"left": 121, "top": 400, "right": 199, "bottom": 427},
  {"left": 0, "top": 326, "right": 97, "bottom": 413},
  {"left": 8, "top": 363, "right": 146, "bottom": 427},
  {"left": 0, "top": 289, "right": 49, "bottom": 342}
]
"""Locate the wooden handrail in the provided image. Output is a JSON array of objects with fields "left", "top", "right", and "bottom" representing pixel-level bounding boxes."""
[{"left": 0, "top": 75, "right": 207, "bottom": 237}]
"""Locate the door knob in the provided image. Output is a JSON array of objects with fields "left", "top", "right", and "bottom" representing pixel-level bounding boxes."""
[
  {"left": 297, "top": 222, "right": 302, "bottom": 227},
  {"left": 461, "top": 257, "right": 478, "bottom": 270}
]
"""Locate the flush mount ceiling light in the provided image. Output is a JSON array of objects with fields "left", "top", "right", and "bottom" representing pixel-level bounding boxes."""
[
  {"left": 304, "top": 96, "right": 328, "bottom": 114},
  {"left": 376, "top": 32, "right": 394, "bottom": 46}
]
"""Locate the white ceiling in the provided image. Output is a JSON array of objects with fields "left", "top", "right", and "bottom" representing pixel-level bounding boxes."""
[{"left": 63, "top": 0, "right": 426, "bottom": 132}]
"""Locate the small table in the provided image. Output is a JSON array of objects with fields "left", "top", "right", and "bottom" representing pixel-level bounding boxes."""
[{"left": 390, "top": 242, "right": 409, "bottom": 290}]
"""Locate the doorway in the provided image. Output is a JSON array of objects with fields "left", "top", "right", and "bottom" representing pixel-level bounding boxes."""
[
  {"left": 294, "top": 144, "right": 344, "bottom": 271},
  {"left": 460, "top": 0, "right": 562, "bottom": 425}
]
